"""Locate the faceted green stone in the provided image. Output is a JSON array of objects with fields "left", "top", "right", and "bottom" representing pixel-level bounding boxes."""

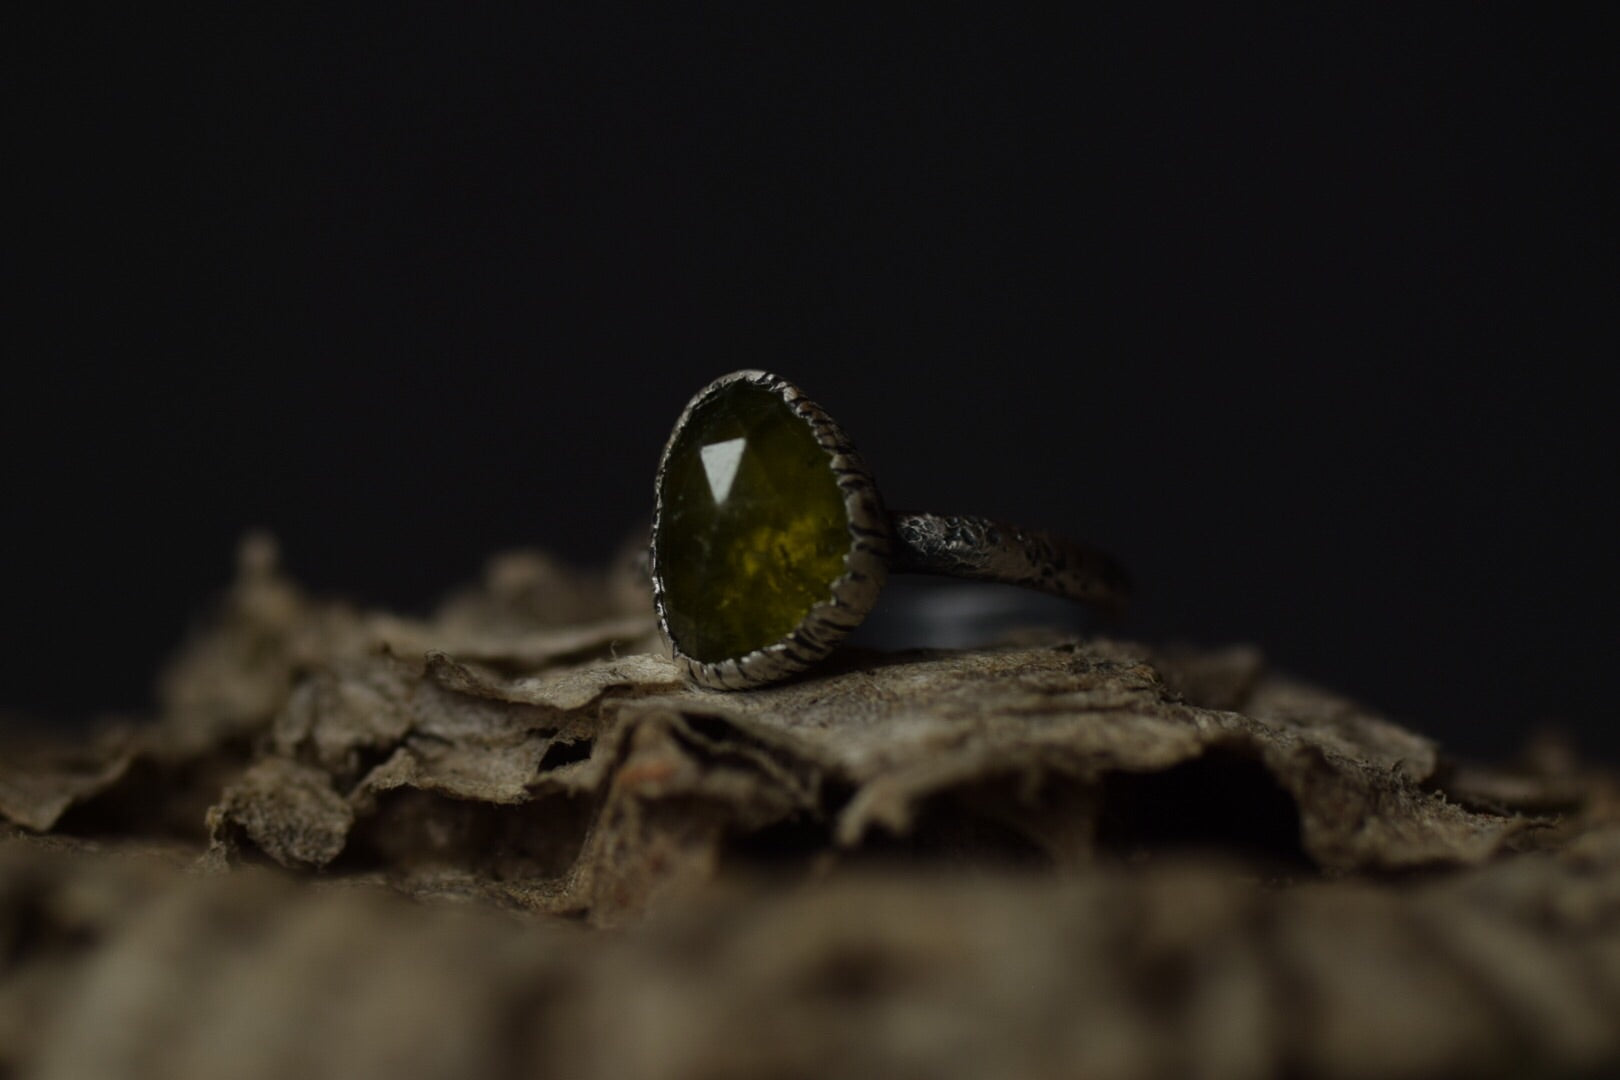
[{"left": 656, "top": 380, "right": 852, "bottom": 663}]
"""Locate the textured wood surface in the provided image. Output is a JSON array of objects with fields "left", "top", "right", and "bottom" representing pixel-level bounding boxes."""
[{"left": 3, "top": 537, "right": 1617, "bottom": 1079}]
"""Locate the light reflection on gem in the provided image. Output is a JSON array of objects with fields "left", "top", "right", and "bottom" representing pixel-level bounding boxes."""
[{"left": 699, "top": 437, "right": 745, "bottom": 504}]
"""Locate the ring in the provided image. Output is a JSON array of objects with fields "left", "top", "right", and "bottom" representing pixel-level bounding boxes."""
[{"left": 651, "top": 370, "right": 1132, "bottom": 689}]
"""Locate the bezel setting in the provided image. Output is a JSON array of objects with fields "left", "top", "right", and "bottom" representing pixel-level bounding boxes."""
[{"left": 650, "top": 369, "right": 891, "bottom": 690}]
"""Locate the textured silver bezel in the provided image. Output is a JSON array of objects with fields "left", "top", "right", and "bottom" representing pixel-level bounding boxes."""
[{"left": 651, "top": 369, "right": 890, "bottom": 690}]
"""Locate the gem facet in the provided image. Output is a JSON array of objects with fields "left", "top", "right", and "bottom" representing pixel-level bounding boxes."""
[{"left": 656, "top": 380, "right": 852, "bottom": 663}]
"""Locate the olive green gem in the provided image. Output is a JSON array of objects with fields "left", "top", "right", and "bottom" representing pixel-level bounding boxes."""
[{"left": 656, "top": 381, "right": 852, "bottom": 663}]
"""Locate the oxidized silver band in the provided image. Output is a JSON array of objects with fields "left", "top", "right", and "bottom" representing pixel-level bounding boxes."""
[{"left": 888, "top": 512, "right": 1131, "bottom": 617}]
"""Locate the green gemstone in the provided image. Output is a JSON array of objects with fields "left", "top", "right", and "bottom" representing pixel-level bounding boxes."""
[{"left": 656, "top": 380, "right": 852, "bottom": 663}]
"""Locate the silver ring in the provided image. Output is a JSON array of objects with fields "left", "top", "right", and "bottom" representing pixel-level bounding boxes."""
[{"left": 651, "top": 370, "right": 1131, "bottom": 689}]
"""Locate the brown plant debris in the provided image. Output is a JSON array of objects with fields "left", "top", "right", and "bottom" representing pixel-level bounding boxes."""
[{"left": 2, "top": 536, "right": 1618, "bottom": 1079}]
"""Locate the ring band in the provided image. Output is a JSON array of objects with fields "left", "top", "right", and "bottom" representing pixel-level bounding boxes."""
[
  {"left": 888, "top": 512, "right": 1131, "bottom": 618},
  {"left": 651, "top": 370, "right": 1130, "bottom": 689}
]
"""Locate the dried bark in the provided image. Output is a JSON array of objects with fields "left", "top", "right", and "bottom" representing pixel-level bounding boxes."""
[{"left": 2, "top": 536, "right": 1617, "bottom": 1079}]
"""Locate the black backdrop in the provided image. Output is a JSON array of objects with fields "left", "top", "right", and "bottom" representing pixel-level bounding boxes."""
[{"left": 8, "top": 8, "right": 1615, "bottom": 760}]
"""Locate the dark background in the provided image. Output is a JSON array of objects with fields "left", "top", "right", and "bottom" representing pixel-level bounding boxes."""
[{"left": 8, "top": 8, "right": 1615, "bottom": 760}]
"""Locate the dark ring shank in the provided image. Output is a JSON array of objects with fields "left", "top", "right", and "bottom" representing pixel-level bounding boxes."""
[{"left": 888, "top": 512, "right": 1132, "bottom": 617}]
